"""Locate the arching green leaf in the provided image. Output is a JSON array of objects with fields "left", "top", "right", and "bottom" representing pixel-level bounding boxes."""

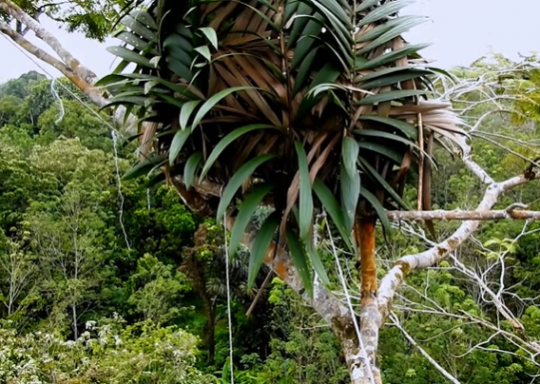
[
  {"left": 312, "top": 179, "right": 353, "bottom": 251},
  {"left": 357, "top": 142, "right": 403, "bottom": 164},
  {"left": 359, "top": 115, "right": 418, "bottom": 139},
  {"left": 123, "top": 154, "right": 167, "bottom": 180},
  {"left": 229, "top": 184, "right": 274, "bottom": 258},
  {"left": 180, "top": 100, "right": 201, "bottom": 130},
  {"left": 192, "top": 86, "right": 254, "bottom": 129},
  {"left": 358, "top": 16, "right": 428, "bottom": 54},
  {"left": 357, "top": 90, "right": 429, "bottom": 105},
  {"left": 184, "top": 152, "right": 202, "bottom": 189},
  {"left": 357, "top": 0, "right": 415, "bottom": 27},
  {"left": 295, "top": 142, "right": 313, "bottom": 241},
  {"left": 354, "top": 129, "right": 421, "bottom": 151},
  {"left": 247, "top": 214, "right": 279, "bottom": 289},
  {"left": 107, "top": 46, "right": 152, "bottom": 67},
  {"left": 342, "top": 137, "right": 359, "bottom": 178},
  {"left": 306, "top": 242, "right": 330, "bottom": 286},
  {"left": 201, "top": 124, "right": 276, "bottom": 179},
  {"left": 217, "top": 154, "right": 276, "bottom": 222},
  {"left": 340, "top": 164, "right": 360, "bottom": 232},
  {"left": 358, "top": 157, "right": 409, "bottom": 209},
  {"left": 356, "top": 43, "right": 431, "bottom": 71},
  {"left": 169, "top": 129, "right": 191, "bottom": 165},
  {"left": 360, "top": 187, "right": 390, "bottom": 232},
  {"left": 286, "top": 229, "right": 313, "bottom": 297}
]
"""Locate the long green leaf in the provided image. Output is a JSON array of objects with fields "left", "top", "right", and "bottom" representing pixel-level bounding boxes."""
[
  {"left": 165, "top": 56, "right": 193, "bottom": 81},
  {"left": 360, "top": 187, "right": 390, "bottom": 232},
  {"left": 340, "top": 164, "right": 360, "bottom": 232},
  {"left": 217, "top": 154, "right": 276, "bottom": 222},
  {"left": 120, "top": 15, "right": 155, "bottom": 41},
  {"left": 295, "top": 142, "right": 313, "bottom": 241},
  {"left": 247, "top": 215, "right": 279, "bottom": 289},
  {"left": 115, "top": 31, "right": 157, "bottom": 54},
  {"left": 180, "top": 100, "right": 201, "bottom": 130},
  {"left": 312, "top": 179, "right": 353, "bottom": 250},
  {"left": 297, "top": 62, "right": 341, "bottom": 119},
  {"left": 292, "top": 47, "right": 320, "bottom": 95},
  {"left": 291, "top": 15, "right": 324, "bottom": 70},
  {"left": 359, "top": 115, "right": 418, "bottom": 139},
  {"left": 356, "top": 43, "right": 431, "bottom": 71},
  {"left": 169, "top": 129, "right": 191, "bottom": 165},
  {"left": 192, "top": 86, "right": 254, "bottom": 129},
  {"left": 229, "top": 184, "right": 274, "bottom": 258},
  {"left": 357, "top": 15, "right": 425, "bottom": 43},
  {"left": 122, "top": 154, "right": 166, "bottom": 180},
  {"left": 107, "top": 46, "right": 152, "bottom": 67},
  {"left": 355, "top": 0, "right": 381, "bottom": 13},
  {"left": 358, "top": 16, "right": 429, "bottom": 55},
  {"left": 357, "top": 0, "right": 415, "bottom": 27},
  {"left": 286, "top": 229, "right": 313, "bottom": 296},
  {"left": 342, "top": 137, "right": 359, "bottom": 178},
  {"left": 130, "top": 9, "right": 157, "bottom": 30},
  {"left": 359, "top": 70, "right": 433, "bottom": 90},
  {"left": 184, "top": 152, "right": 202, "bottom": 189},
  {"left": 357, "top": 90, "right": 428, "bottom": 105},
  {"left": 357, "top": 142, "right": 403, "bottom": 164},
  {"left": 200, "top": 124, "right": 276, "bottom": 179},
  {"left": 306, "top": 241, "right": 330, "bottom": 286},
  {"left": 354, "top": 129, "right": 420, "bottom": 150},
  {"left": 358, "top": 158, "right": 409, "bottom": 209}
]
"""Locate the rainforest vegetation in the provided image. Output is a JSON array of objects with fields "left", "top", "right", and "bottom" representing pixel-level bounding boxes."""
[
  {"left": 1, "top": 57, "right": 540, "bottom": 383},
  {"left": 2, "top": 0, "right": 540, "bottom": 382}
]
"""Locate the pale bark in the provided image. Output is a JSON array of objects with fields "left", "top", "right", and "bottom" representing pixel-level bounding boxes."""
[
  {"left": 387, "top": 208, "right": 540, "bottom": 221},
  {"left": 0, "top": 0, "right": 97, "bottom": 85},
  {"left": 0, "top": 19, "right": 107, "bottom": 108},
  {"left": 0, "top": 0, "right": 139, "bottom": 132}
]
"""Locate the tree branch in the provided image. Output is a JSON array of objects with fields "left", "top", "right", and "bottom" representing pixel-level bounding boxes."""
[
  {"left": 0, "top": 0, "right": 97, "bottom": 84},
  {"left": 389, "top": 313, "right": 461, "bottom": 384},
  {"left": 387, "top": 208, "right": 540, "bottom": 221},
  {"left": 378, "top": 170, "right": 539, "bottom": 321}
]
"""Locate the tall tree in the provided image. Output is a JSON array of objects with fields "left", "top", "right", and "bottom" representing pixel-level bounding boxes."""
[{"left": 100, "top": 1, "right": 540, "bottom": 383}]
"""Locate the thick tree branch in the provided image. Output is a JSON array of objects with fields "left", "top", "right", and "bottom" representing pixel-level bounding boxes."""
[
  {"left": 0, "top": 0, "right": 140, "bottom": 132},
  {"left": 0, "top": 0, "right": 97, "bottom": 84}
]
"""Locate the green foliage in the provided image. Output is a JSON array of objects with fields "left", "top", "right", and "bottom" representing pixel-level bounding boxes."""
[
  {"left": 0, "top": 318, "right": 217, "bottom": 384},
  {"left": 3, "top": 59, "right": 540, "bottom": 384},
  {"left": 127, "top": 254, "right": 192, "bottom": 324}
]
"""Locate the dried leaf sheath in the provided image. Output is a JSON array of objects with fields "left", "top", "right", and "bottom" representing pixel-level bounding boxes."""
[{"left": 100, "top": 0, "right": 467, "bottom": 294}]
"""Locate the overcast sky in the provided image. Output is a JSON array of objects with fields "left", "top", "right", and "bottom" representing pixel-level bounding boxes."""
[{"left": 1, "top": 0, "right": 539, "bottom": 82}]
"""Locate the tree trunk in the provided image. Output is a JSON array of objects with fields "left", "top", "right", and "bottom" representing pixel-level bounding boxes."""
[
  {"left": 202, "top": 296, "right": 216, "bottom": 364},
  {"left": 353, "top": 218, "right": 382, "bottom": 383},
  {"left": 71, "top": 303, "right": 78, "bottom": 339}
]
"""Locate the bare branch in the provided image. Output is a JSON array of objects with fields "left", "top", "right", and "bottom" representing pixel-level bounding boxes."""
[
  {"left": 387, "top": 208, "right": 540, "bottom": 221},
  {"left": 378, "top": 166, "right": 539, "bottom": 320},
  {"left": 389, "top": 313, "right": 461, "bottom": 384}
]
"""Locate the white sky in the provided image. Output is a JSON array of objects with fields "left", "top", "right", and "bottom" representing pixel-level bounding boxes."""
[{"left": 1, "top": 0, "right": 539, "bottom": 82}]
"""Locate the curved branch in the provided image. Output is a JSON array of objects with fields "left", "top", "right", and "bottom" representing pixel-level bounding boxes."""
[
  {"left": 378, "top": 171, "right": 538, "bottom": 320},
  {"left": 0, "top": 0, "right": 97, "bottom": 84}
]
